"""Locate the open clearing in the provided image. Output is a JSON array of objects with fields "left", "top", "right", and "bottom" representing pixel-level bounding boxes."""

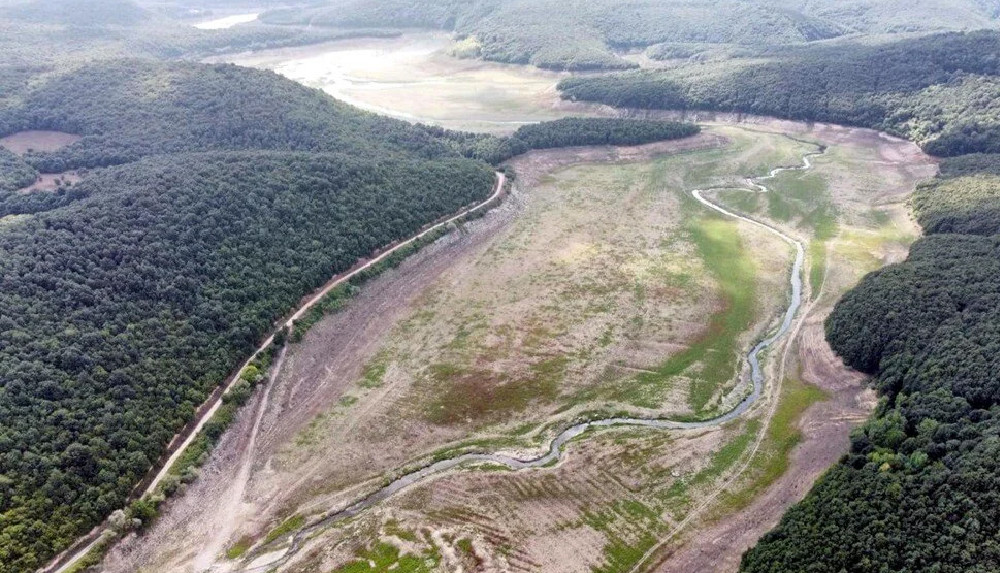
[
  {"left": 215, "top": 32, "right": 582, "bottom": 133},
  {"left": 0, "top": 130, "right": 80, "bottom": 155},
  {"left": 97, "top": 120, "right": 935, "bottom": 573},
  {"left": 16, "top": 172, "right": 81, "bottom": 193}
]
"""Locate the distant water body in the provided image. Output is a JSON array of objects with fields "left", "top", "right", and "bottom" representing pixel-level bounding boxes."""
[{"left": 193, "top": 13, "right": 259, "bottom": 30}]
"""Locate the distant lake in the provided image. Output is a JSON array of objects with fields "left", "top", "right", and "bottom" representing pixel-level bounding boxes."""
[{"left": 193, "top": 13, "right": 259, "bottom": 30}]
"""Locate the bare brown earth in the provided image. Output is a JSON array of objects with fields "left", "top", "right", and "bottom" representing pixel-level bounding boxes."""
[
  {"left": 101, "top": 121, "right": 935, "bottom": 573},
  {"left": 101, "top": 134, "right": 725, "bottom": 573},
  {"left": 0, "top": 130, "right": 80, "bottom": 154}
]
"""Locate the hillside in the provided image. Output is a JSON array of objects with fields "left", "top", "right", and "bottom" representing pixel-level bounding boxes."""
[
  {"left": 0, "top": 59, "right": 502, "bottom": 170},
  {"left": 0, "top": 0, "right": 389, "bottom": 67},
  {"left": 259, "top": 0, "right": 1000, "bottom": 70},
  {"left": 0, "top": 59, "right": 498, "bottom": 573},
  {"left": 559, "top": 30, "right": 1000, "bottom": 156}
]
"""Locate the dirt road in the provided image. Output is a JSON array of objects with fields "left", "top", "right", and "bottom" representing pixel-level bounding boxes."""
[{"left": 42, "top": 173, "right": 506, "bottom": 573}]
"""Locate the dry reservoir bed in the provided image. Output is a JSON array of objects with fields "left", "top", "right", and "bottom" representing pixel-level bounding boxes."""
[{"left": 101, "top": 123, "right": 936, "bottom": 573}]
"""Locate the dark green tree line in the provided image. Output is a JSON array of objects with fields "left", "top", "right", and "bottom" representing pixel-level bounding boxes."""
[
  {"left": 741, "top": 153, "right": 1000, "bottom": 572},
  {"left": 0, "top": 59, "right": 498, "bottom": 573},
  {"left": 558, "top": 31, "right": 1000, "bottom": 157},
  {"left": 511, "top": 118, "right": 699, "bottom": 150}
]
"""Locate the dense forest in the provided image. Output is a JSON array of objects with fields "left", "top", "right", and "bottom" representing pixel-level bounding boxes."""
[
  {"left": 0, "top": 60, "right": 505, "bottom": 171},
  {"left": 0, "top": 148, "right": 36, "bottom": 193},
  {"left": 558, "top": 30, "right": 1000, "bottom": 156},
  {"left": 511, "top": 118, "right": 699, "bottom": 150},
  {"left": 0, "top": 59, "right": 501, "bottom": 573},
  {"left": 739, "top": 154, "right": 1000, "bottom": 571},
  {"left": 913, "top": 159, "right": 1000, "bottom": 236}
]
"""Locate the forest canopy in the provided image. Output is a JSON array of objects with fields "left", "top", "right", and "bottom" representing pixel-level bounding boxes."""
[
  {"left": 0, "top": 60, "right": 499, "bottom": 573},
  {"left": 558, "top": 30, "right": 1000, "bottom": 156},
  {"left": 740, "top": 154, "right": 1000, "bottom": 572},
  {"left": 511, "top": 118, "right": 699, "bottom": 150}
]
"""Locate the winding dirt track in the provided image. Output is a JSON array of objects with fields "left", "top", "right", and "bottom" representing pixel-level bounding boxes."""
[
  {"left": 42, "top": 173, "right": 507, "bottom": 573},
  {"left": 224, "top": 141, "right": 825, "bottom": 573}
]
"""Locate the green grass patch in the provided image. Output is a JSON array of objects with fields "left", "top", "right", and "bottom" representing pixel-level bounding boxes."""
[
  {"left": 359, "top": 351, "right": 391, "bottom": 388},
  {"left": 808, "top": 239, "right": 827, "bottom": 296},
  {"left": 262, "top": 514, "right": 305, "bottom": 545},
  {"left": 456, "top": 537, "right": 475, "bottom": 556},
  {"left": 630, "top": 216, "right": 757, "bottom": 412},
  {"left": 330, "top": 541, "right": 438, "bottom": 573},
  {"left": 581, "top": 500, "right": 662, "bottom": 573},
  {"left": 695, "top": 422, "right": 758, "bottom": 486},
  {"left": 225, "top": 535, "right": 253, "bottom": 560},
  {"left": 714, "top": 378, "right": 828, "bottom": 513},
  {"left": 660, "top": 422, "right": 758, "bottom": 515},
  {"left": 717, "top": 188, "right": 762, "bottom": 214}
]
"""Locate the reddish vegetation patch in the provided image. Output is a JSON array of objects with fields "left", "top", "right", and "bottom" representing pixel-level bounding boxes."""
[
  {"left": 1, "top": 130, "right": 81, "bottom": 155},
  {"left": 422, "top": 357, "right": 566, "bottom": 425}
]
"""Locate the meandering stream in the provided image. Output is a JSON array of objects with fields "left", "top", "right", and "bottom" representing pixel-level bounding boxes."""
[{"left": 236, "top": 141, "right": 826, "bottom": 572}]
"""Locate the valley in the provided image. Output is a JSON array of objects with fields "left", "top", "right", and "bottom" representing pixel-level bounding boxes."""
[
  {"left": 1, "top": 4, "right": 979, "bottom": 572},
  {"left": 215, "top": 32, "right": 583, "bottom": 133},
  {"left": 98, "top": 109, "right": 934, "bottom": 573}
]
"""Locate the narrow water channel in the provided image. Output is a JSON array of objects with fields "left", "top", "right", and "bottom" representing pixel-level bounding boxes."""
[{"left": 238, "top": 142, "right": 826, "bottom": 573}]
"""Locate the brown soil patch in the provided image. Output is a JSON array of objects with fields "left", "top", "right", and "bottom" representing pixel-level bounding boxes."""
[
  {"left": 17, "top": 172, "right": 81, "bottom": 193},
  {"left": 101, "top": 136, "right": 723, "bottom": 573},
  {"left": 0, "top": 130, "right": 81, "bottom": 155}
]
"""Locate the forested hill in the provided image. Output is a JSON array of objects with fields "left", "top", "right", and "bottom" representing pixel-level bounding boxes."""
[
  {"left": 258, "top": 0, "right": 1000, "bottom": 71},
  {"left": 0, "top": 60, "right": 498, "bottom": 573},
  {"left": 558, "top": 30, "right": 1000, "bottom": 157},
  {"left": 0, "top": 0, "right": 393, "bottom": 67},
  {"left": 0, "top": 59, "right": 506, "bottom": 171},
  {"left": 740, "top": 155, "right": 1000, "bottom": 571}
]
